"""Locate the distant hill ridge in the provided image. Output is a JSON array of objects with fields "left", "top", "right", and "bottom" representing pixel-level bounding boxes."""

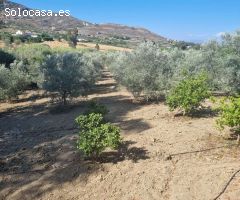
[{"left": 0, "top": 0, "right": 169, "bottom": 45}]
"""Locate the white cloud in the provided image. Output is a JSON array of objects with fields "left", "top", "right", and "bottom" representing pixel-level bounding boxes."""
[{"left": 216, "top": 32, "right": 226, "bottom": 37}]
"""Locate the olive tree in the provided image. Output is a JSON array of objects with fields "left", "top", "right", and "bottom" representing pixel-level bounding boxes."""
[
  {"left": 0, "top": 62, "right": 29, "bottom": 100},
  {"left": 181, "top": 31, "right": 240, "bottom": 94},
  {"left": 41, "top": 52, "right": 100, "bottom": 105},
  {"left": 13, "top": 44, "right": 52, "bottom": 85},
  {"left": 109, "top": 42, "right": 177, "bottom": 99}
]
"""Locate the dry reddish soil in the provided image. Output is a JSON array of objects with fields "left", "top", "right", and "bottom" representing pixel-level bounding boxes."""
[{"left": 0, "top": 71, "right": 240, "bottom": 200}]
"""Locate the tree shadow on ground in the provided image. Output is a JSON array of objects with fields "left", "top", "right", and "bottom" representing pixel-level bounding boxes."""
[
  {"left": 92, "top": 94, "right": 151, "bottom": 134},
  {"left": 0, "top": 71, "right": 152, "bottom": 199},
  {"left": 94, "top": 141, "right": 150, "bottom": 164},
  {"left": 173, "top": 107, "right": 218, "bottom": 119},
  {"left": 8, "top": 91, "right": 52, "bottom": 104},
  {"left": 225, "top": 130, "right": 240, "bottom": 141},
  {"left": 0, "top": 139, "right": 149, "bottom": 200}
]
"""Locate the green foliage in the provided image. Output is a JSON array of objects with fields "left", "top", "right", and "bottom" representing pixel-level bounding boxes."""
[
  {"left": 85, "top": 101, "right": 109, "bottom": 115},
  {"left": 0, "top": 63, "right": 29, "bottom": 100},
  {"left": 0, "top": 32, "right": 14, "bottom": 46},
  {"left": 172, "top": 40, "right": 201, "bottom": 50},
  {"left": 181, "top": 32, "right": 240, "bottom": 94},
  {"left": 0, "top": 49, "right": 15, "bottom": 67},
  {"left": 75, "top": 113, "right": 121, "bottom": 158},
  {"left": 40, "top": 33, "right": 54, "bottom": 41},
  {"left": 216, "top": 97, "right": 240, "bottom": 133},
  {"left": 95, "top": 43, "right": 100, "bottom": 51},
  {"left": 41, "top": 52, "right": 100, "bottom": 105},
  {"left": 13, "top": 35, "right": 42, "bottom": 44},
  {"left": 109, "top": 42, "right": 177, "bottom": 99},
  {"left": 13, "top": 44, "right": 52, "bottom": 84},
  {"left": 166, "top": 73, "right": 210, "bottom": 115},
  {"left": 28, "top": 36, "right": 42, "bottom": 43},
  {"left": 67, "top": 29, "right": 78, "bottom": 48},
  {"left": 108, "top": 30, "right": 240, "bottom": 98},
  {"left": 14, "top": 44, "right": 52, "bottom": 64}
]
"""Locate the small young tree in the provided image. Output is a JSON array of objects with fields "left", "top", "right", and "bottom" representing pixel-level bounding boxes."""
[
  {"left": 41, "top": 53, "right": 100, "bottom": 105},
  {"left": 76, "top": 113, "right": 121, "bottom": 158},
  {"left": 95, "top": 43, "right": 100, "bottom": 51},
  {"left": 67, "top": 29, "right": 78, "bottom": 48},
  {"left": 166, "top": 73, "right": 210, "bottom": 115},
  {"left": 216, "top": 96, "right": 240, "bottom": 143}
]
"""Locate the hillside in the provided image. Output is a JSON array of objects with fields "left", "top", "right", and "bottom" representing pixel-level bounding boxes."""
[{"left": 0, "top": 0, "right": 169, "bottom": 46}]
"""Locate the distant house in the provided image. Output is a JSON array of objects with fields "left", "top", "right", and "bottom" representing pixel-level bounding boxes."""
[
  {"left": 77, "top": 38, "right": 88, "bottom": 42},
  {"left": 83, "top": 22, "right": 90, "bottom": 26},
  {"left": 25, "top": 31, "right": 32, "bottom": 36},
  {"left": 15, "top": 30, "right": 23, "bottom": 35},
  {"left": 31, "top": 35, "right": 38, "bottom": 38}
]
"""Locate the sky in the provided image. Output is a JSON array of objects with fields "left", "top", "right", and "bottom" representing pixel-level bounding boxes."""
[{"left": 12, "top": 0, "right": 240, "bottom": 42}]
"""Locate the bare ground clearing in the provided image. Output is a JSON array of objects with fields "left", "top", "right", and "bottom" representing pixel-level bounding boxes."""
[{"left": 0, "top": 71, "right": 240, "bottom": 200}]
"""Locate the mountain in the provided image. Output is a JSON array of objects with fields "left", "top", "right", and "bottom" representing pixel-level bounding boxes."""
[
  {"left": 0, "top": 1, "right": 92, "bottom": 32},
  {"left": 0, "top": 0, "right": 169, "bottom": 46}
]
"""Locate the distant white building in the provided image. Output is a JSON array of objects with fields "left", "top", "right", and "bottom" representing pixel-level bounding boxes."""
[
  {"left": 15, "top": 30, "right": 23, "bottom": 35},
  {"left": 31, "top": 35, "right": 38, "bottom": 38},
  {"left": 83, "top": 22, "right": 90, "bottom": 26},
  {"left": 77, "top": 38, "right": 88, "bottom": 42}
]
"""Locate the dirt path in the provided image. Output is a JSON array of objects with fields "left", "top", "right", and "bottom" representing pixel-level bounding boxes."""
[{"left": 0, "top": 70, "right": 240, "bottom": 200}]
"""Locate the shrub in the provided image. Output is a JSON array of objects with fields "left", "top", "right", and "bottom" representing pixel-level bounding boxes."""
[
  {"left": 85, "top": 101, "right": 109, "bottom": 115},
  {"left": 216, "top": 97, "right": 240, "bottom": 139},
  {"left": 29, "top": 36, "right": 42, "bottom": 43},
  {"left": 166, "top": 73, "right": 210, "bottom": 115},
  {"left": 41, "top": 33, "right": 54, "bottom": 41},
  {"left": 0, "top": 49, "right": 15, "bottom": 67},
  {"left": 1, "top": 33, "right": 14, "bottom": 46},
  {"left": 75, "top": 113, "right": 121, "bottom": 158},
  {"left": 41, "top": 52, "right": 100, "bottom": 105}
]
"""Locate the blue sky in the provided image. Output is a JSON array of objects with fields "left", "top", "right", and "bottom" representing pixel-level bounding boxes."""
[{"left": 12, "top": 0, "right": 240, "bottom": 42}]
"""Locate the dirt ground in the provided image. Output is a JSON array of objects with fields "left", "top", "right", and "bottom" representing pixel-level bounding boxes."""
[
  {"left": 0, "top": 71, "right": 240, "bottom": 200},
  {"left": 43, "top": 41, "right": 132, "bottom": 52}
]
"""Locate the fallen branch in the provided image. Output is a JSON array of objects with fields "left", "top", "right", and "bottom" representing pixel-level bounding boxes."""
[
  {"left": 166, "top": 144, "right": 238, "bottom": 160},
  {"left": 212, "top": 169, "right": 240, "bottom": 200}
]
